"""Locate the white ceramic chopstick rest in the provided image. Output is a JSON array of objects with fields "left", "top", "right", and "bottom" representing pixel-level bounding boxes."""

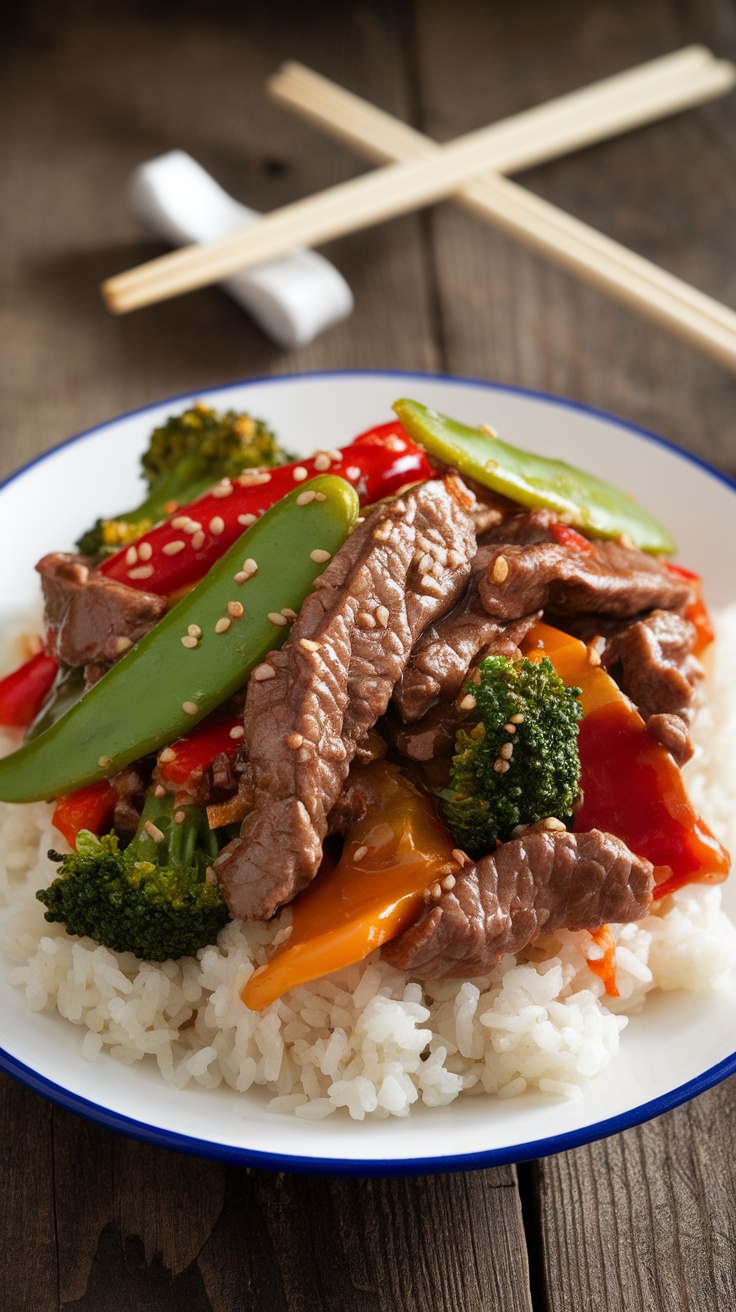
[{"left": 129, "top": 150, "right": 354, "bottom": 348}]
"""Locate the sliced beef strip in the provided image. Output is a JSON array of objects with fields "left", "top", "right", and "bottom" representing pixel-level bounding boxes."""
[
  {"left": 476, "top": 506, "right": 561, "bottom": 547},
  {"left": 214, "top": 478, "right": 477, "bottom": 921},
  {"left": 478, "top": 539, "right": 692, "bottom": 623},
  {"left": 556, "top": 608, "right": 702, "bottom": 765},
  {"left": 37, "top": 553, "right": 166, "bottom": 668},
  {"left": 111, "top": 765, "right": 149, "bottom": 843},
  {"left": 382, "top": 823, "right": 654, "bottom": 979}
]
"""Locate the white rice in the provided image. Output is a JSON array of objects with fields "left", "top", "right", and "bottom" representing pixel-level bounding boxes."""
[{"left": 0, "top": 607, "right": 734, "bottom": 1120}]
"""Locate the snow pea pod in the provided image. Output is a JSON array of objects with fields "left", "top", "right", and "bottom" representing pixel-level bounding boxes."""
[
  {"left": 0, "top": 476, "right": 358, "bottom": 803},
  {"left": 394, "top": 398, "right": 675, "bottom": 554}
]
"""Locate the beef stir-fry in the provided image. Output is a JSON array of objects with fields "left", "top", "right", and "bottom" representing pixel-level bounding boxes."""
[{"left": 0, "top": 398, "right": 729, "bottom": 1008}]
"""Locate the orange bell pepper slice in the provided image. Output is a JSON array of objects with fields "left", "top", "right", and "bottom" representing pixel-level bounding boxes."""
[
  {"left": 241, "top": 760, "right": 458, "bottom": 1011},
  {"left": 522, "top": 622, "right": 730, "bottom": 899},
  {"left": 664, "top": 564, "right": 715, "bottom": 657},
  {"left": 586, "top": 925, "right": 619, "bottom": 997}
]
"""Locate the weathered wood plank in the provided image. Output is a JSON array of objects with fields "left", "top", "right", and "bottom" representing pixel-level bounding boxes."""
[
  {"left": 0, "top": 1075, "right": 58, "bottom": 1312},
  {"left": 0, "top": 3, "right": 532, "bottom": 1311},
  {"left": 416, "top": 0, "right": 736, "bottom": 476}
]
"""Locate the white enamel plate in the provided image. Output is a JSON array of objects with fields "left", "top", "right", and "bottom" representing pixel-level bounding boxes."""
[{"left": 0, "top": 370, "right": 734, "bottom": 1175}]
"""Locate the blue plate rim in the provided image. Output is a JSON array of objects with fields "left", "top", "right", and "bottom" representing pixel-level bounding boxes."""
[{"left": 0, "top": 366, "right": 734, "bottom": 1175}]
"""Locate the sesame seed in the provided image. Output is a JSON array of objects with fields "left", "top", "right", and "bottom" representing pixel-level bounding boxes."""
[
  {"left": 345, "top": 465, "right": 361, "bottom": 481},
  {"left": 182, "top": 521, "right": 202, "bottom": 534},
  {"left": 182, "top": 701, "right": 199, "bottom": 715},
  {"left": 376, "top": 605, "right": 389, "bottom": 628},
  {"left": 492, "top": 555, "right": 509, "bottom": 583},
  {"left": 159, "top": 747, "right": 176, "bottom": 763},
  {"left": 587, "top": 645, "right": 602, "bottom": 667},
  {"left": 353, "top": 845, "right": 368, "bottom": 862},
  {"left": 314, "top": 492, "right": 326, "bottom": 502},
  {"left": 252, "top": 663, "right": 275, "bottom": 681},
  {"left": 205, "top": 867, "right": 217, "bottom": 886},
  {"left": 469, "top": 668, "right": 483, "bottom": 686},
  {"left": 500, "top": 742, "right": 514, "bottom": 760},
  {"left": 187, "top": 624, "right": 201, "bottom": 638},
  {"left": 459, "top": 694, "right": 477, "bottom": 711},
  {"left": 211, "top": 481, "right": 233, "bottom": 498},
  {"left": 115, "top": 636, "right": 132, "bottom": 654},
  {"left": 542, "top": 816, "right": 567, "bottom": 831},
  {"left": 227, "top": 600, "right": 244, "bottom": 618},
  {"left": 451, "top": 849, "right": 470, "bottom": 867},
  {"left": 310, "top": 548, "right": 331, "bottom": 563},
  {"left": 237, "top": 513, "right": 257, "bottom": 528},
  {"left": 242, "top": 559, "right": 258, "bottom": 578},
  {"left": 373, "top": 521, "right": 392, "bottom": 541},
  {"left": 174, "top": 810, "right": 186, "bottom": 824},
  {"left": 125, "top": 546, "right": 138, "bottom": 566},
  {"left": 191, "top": 531, "right": 205, "bottom": 550},
  {"left": 504, "top": 723, "right": 517, "bottom": 734},
  {"left": 292, "top": 466, "right": 309, "bottom": 481},
  {"left": 297, "top": 490, "right": 316, "bottom": 505},
  {"left": 314, "top": 452, "right": 331, "bottom": 471},
  {"left": 493, "top": 758, "right": 510, "bottom": 773},
  {"left": 385, "top": 436, "right": 406, "bottom": 453},
  {"left": 144, "top": 820, "right": 166, "bottom": 844},
  {"left": 268, "top": 611, "right": 288, "bottom": 626},
  {"left": 229, "top": 725, "right": 245, "bottom": 740},
  {"left": 441, "top": 874, "right": 456, "bottom": 891},
  {"left": 171, "top": 516, "right": 192, "bottom": 529},
  {"left": 299, "top": 638, "right": 321, "bottom": 652},
  {"left": 163, "top": 540, "right": 186, "bottom": 556},
  {"left": 137, "top": 541, "right": 153, "bottom": 561},
  {"left": 233, "top": 572, "right": 247, "bottom": 584},
  {"left": 286, "top": 733, "right": 304, "bottom": 749},
  {"left": 154, "top": 784, "right": 166, "bottom": 798},
  {"left": 296, "top": 746, "right": 312, "bottom": 763},
  {"left": 430, "top": 882, "right": 442, "bottom": 900},
  {"left": 479, "top": 422, "right": 499, "bottom": 438},
  {"left": 419, "top": 552, "right": 434, "bottom": 573},
  {"left": 510, "top": 713, "right": 525, "bottom": 724},
  {"left": 358, "top": 611, "right": 376, "bottom": 629},
  {"left": 97, "top": 755, "right": 113, "bottom": 769},
  {"left": 421, "top": 574, "right": 444, "bottom": 594},
  {"left": 327, "top": 448, "right": 342, "bottom": 462},
  {"left": 128, "top": 565, "right": 154, "bottom": 580},
  {"left": 209, "top": 516, "right": 225, "bottom": 535},
  {"left": 238, "top": 471, "right": 271, "bottom": 486},
  {"left": 181, "top": 635, "right": 199, "bottom": 648},
  {"left": 215, "top": 617, "right": 231, "bottom": 634}
]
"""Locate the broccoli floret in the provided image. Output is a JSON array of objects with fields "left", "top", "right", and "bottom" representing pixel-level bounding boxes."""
[
  {"left": 440, "top": 654, "right": 583, "bottom": 857},
  {"left": 77, "top": 403, "right": 293, "bottom": 557},
  {"left": 36, "top": 791, "right": 231, "bottom": 961}
]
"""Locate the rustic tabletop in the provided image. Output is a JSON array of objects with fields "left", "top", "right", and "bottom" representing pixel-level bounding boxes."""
[{"left": 2, "top": 1, "right": 736, "bottom": 1308}]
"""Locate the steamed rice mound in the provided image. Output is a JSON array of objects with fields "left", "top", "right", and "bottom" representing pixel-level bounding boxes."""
[{"left": 0, "top": 608, "right": 735, "bottom": 1121}]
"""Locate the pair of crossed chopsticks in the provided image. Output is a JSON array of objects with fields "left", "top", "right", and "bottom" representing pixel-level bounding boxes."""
[{"left": 103, "top": 47, "right": 736, "bottom": 371}]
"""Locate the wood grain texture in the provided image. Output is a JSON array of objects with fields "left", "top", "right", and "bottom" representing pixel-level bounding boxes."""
[{"left": 0, "top": 1, "right": 735, "bottom": 1310}]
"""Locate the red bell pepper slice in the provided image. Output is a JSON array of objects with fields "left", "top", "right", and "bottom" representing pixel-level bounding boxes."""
[
  {"left": 664, "top": 563, "right": 715, "bottom": 656},
  {"left": 155, "top": 712, "right": 242, "bottom": 793},
  {"left": 548, "top": 521, "right": 596, "bottom": 554},
  {"left": 100, "top": 423, "right": 433, "bottom": 597},
  {"left": 0, "top": 651, "right": 59, "bottom": 728},
  {"left": 523, "top": 622, "right": 730, "bottom": 899},
  {"left": 586, "top": 925, "right": 620, "bottom": 997},
  {"left": 52, "top": 780, "right": 117, "bottom": 848}
]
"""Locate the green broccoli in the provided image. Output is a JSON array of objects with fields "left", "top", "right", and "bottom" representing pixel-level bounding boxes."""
[
  {"left": 439, "top": 654, "right": 583, "bottom": 857},
  {"left": 37, "top": 790, "right": 231, "bottom": 961},
  {"left": 77, "top": 403, "right": 293, "bottom": 557}
]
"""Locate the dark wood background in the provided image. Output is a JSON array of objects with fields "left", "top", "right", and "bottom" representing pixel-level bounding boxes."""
[{"left": 2, "top": 1, "right": 736, "bottom": 1307}]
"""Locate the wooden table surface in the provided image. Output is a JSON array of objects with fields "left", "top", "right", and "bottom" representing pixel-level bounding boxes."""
[{"left": 2, "top": 1, "right": 736, "bottom": 1308}]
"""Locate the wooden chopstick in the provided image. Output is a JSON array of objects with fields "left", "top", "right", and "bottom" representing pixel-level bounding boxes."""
[
  {"left": 102, "top": 50, "right": 735, "bottom": 316},
  {"left": 271, "top": 48, "right": 730, "bottom": 177},
  {"left": 270, "top": 61, "right": 736, "bottom": 370}
]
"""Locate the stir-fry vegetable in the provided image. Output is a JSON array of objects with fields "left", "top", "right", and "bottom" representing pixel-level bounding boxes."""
[
  {"left": 0, "top": 651, "right": 58, "bottom": 728},
  {"left": 241, "top": 761, "right": 459, "bottom": 1011},
  {"left": 394, "top": 398, "right": 676, "bottom": 554},
  {"left": 522, "top": 622, "right": 730, "bottom": 896},
  {"left": 100, "top": 421, "right": 432, "bottom": 596},
  {"left": 440, "top": 654, "right": 582, "bottom": 856},
  {"left": 0, "top": 475, "right": 359, "bottom": 803},
  {"left": 52, "top": 780, "right": 117, "bottom": 847},
  {"left": 154, "top": 711, "right": 242, "bottom": 794},
  {"left": 38, "top": 792, "right": 230, "bottom": 961},
  {"left": 77, "top": 404, "right": 291, "bottom": 557}
]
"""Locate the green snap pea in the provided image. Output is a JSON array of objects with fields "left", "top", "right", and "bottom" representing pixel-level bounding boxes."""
[
  {"left": 394, "top": 398, "right": 675, "bottom": 554},
  {"left": 0, "top": 476, "right": 358, "bottom": 803}
]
